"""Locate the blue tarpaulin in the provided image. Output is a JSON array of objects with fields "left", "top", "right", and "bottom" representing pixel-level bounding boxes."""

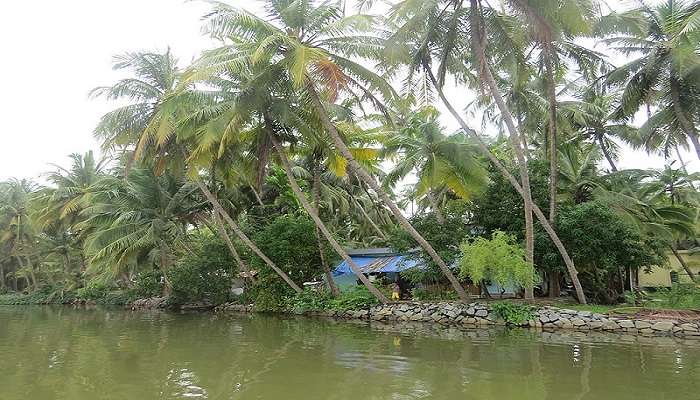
[{"left": 332, "top": 254, "right": 422, "bottom": 276}]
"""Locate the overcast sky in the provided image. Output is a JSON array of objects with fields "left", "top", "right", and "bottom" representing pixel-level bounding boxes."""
[{"left": 0, "top": 0, "right": 696, "bottom": 182}]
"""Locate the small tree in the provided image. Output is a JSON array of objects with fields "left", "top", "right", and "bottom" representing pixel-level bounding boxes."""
[{"left": 459, "top": 231, "right": 535, "bottom": 296}]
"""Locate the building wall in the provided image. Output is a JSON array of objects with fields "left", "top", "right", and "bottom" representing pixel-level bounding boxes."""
[{"left": 639, "top": 250, "right": 700, "bottom": 288}]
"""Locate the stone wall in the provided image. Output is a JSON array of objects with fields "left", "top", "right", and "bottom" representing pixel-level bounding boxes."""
[{"left": 214, "top": 301, "right": 700, "bottom": 338}]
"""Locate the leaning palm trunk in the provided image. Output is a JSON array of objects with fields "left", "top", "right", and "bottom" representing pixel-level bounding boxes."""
[
  {"left": 312, "top": 165, "right": 341, "bottom": 297},
  {"left": 598, "top": 135, "right": 618, "bottom": 172},
  {"left": 212, "top": 211, "right": 256, "bottom": 285},
  {"left": 427, "top": 191, "right": 446, "bottom": 224},
  {"left": 469, "top": 0, "right": 583, "bottom": 303},
  {"left": 194, "top": 179, "right": 302, "bottom": 293},
  {"left": 671, "top": 245, "right": 697, "bottom": 283},
  {"left": 670, "top": 81, "right": 700, "bottom": 160},
  {"left": 425, "top": 62, "right": 587, "bottom": 303},
  {"left": 270, "top": 134, "right": 387, "bottom": 303},
  {"left": 306, "top": 83, "right": 468, "bottom": 302},
  {"left": 353, "top": 197, "right": 388, "bottom": 240}
]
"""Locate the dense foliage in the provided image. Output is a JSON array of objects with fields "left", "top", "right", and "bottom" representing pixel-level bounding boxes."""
[{"left": 1, "top": 0, "right": 699, "bottom": 308}]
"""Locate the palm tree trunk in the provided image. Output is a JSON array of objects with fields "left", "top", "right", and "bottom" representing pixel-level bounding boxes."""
[
  {"left": 248, "top": 183, "right": 265, "bottom": 206},
  {"left": 548, "top": 271, "right": 561, "bottom": 298},
  {"left": 312, "top": 164, "right": 341, "bottom": 297},
  {"left": 353, "top": 198, "right": 388, "bottom": 240},
  {"left": 671, "top": 245, "right": 696, "bottom": 283},
  {"left": 63, "top": 252, "right": 71, "bottom": 276},
  {"left": 306, "top": 83, "right": 467, "bottom": 302},
  {"left": 270, "top": 134, "right": 387, "bottom": 303},
  {"left": 427, "top": 191, "right": 446, "bottom": 224},
  {"left": 0, "top": 264, "right": 5, "bottom": 290},
  {"left": 159, "top": 240, "right": 173, "bottom": 296},
  {"left": 194, "top": 179, "right": 302, "bottom": 293},
  {"left": 212, "top": 211, "right": 256, "bottom": 284},
  {"left": 468, "top": 6, "right": 537, "bottom": 300},
  {"left": 515, "top": 102, "right": 531, "bottom": 161},
  {"left": 426, "top": 59, "right": 586, "bottom": 304},
  {"left": 675, "top": 145, "right": 689, "bottom": 173},
  {"left": 27, "top": 259, "right": 38, "bottom": 291},
  {"left": 357, "top": 180, "right": 392, "bottom": 227},
  {"left": 687, "top": 131, "right": 700, "bottom": 161},
  {"left": 544, "top": 44, "right": 559, "bottom": 223},
  {"left": 597, "top": 135, "right": 618, "bottom": 172},
  {"left": 670, "top": 79, "right": 700, "bottom": 160}
]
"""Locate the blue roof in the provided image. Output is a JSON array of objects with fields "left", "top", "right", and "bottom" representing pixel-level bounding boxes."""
[{"left": 332, "top": 254, "right": 423, "bottom": 276}]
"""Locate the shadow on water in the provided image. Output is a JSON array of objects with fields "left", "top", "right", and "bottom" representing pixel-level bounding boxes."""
[{"left": 1, "top": 306, "right": 699, "bottom": 400}]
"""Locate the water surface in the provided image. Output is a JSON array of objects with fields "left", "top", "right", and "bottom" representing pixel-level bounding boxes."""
[{"left": 1, "top": 306, "right": 698, "bottom": 399}]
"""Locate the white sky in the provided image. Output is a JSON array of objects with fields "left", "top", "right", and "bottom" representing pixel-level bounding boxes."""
[{"left": 0, "top": 0, "right": 697, "bottom": 182}]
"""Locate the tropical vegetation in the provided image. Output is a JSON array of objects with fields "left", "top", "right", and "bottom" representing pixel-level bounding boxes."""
[{"left": 1, "top": 0, "right": 698, "bottom": 309}]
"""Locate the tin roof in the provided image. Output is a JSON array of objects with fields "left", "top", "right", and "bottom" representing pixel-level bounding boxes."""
[{"left": 332, "top": 253, "right": 424, "bottom": 276}]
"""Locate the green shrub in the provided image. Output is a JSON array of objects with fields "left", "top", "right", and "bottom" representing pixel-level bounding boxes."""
[
  {"left": 252, "top": 214, "right": 329, "bottom": 284},
  {"left": 329, "top": 286, "right": 380, "bottom": 311},
  {"left": 102, "top": 290, "right": 135, "bottom": 305},
  {"left": 288, "top": 290, "right": 332, "bottom": 314},
  {"left": 0, "top": 293, "right": 32, "bottom": 305},
  {"left": 133, "top": 270, "right": 164, "bottom": 298},
  {"left": 0, "top": 285, "right": 77, "bottom": 305},
  {"left": 254, "top": 287, "right": 289, "bottom": 312},
  {"left": 490, "top": 301, "right": 534, "bottom": 325},
  {"left": 653, "top": 284, "right": 700, "bottom": 309},
  {"left": 167, "top": 262, "right": 231, "bottom": 305},
  {"left": 76, "top": 282, "right": 111, "bottom": 300},
  {"left": 250, "top": 277, "right": 296, "bottom": 312}
]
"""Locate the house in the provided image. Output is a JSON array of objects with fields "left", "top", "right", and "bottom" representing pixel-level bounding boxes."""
[
  {"left": 330, "top": 248, "right": 517, "bottom": 297},
  {"left": 639, "top": 250, "right": 700, "bottom": 288},
  {"left": 330, "top": 248, "right": 423, "bottom": 290}
]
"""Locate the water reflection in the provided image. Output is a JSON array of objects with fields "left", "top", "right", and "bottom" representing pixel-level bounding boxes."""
[{"left": 1, "top": 306, "right": 700, "bottom": 400}]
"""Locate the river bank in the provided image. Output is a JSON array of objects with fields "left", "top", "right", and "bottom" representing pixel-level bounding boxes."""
[{"left": 215, "top": 300, "right": 700, "bottom": 339}]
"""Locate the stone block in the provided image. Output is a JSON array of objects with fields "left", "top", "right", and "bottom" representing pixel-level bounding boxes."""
[
  {"left": 681, "top": 323, "right": 699, "bottom": 331},
  {"left": 602, "top": 320, "right": 620, "bottom": 330},
  {"left": 635, "top": 321, "right": 651, "bottom": 329},
  {"left": 651, "top": 321, "right": 674, "bottom": 332},
  {"left": 588, "top": 321, "right": 603, "bottom": 329},
  {"left": 618, "top": 320, "right": 635, "bottom": 328}
]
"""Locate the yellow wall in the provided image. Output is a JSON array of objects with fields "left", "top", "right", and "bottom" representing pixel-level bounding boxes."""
[{"left": 639, "top": 250, "right": 700, "bottom": 288}]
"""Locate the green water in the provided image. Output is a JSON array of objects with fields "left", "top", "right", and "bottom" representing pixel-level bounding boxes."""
[{"left": 2, "top": 307, "right": 699, "bottom": 399}]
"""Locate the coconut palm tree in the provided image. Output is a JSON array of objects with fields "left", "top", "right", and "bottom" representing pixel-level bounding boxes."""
[
  {"left": 596, "top": 167, "right": 698, "bottom": 282},
  {"left": 180, "top": 51, "right": 388, "bottom": 302},
  {"left": 601, "top": 0, "right": 700, "bottom": 160},
  {"left": 31, "top": 151, "right": 110, "bottom": 275},
  {"left": 0, "top": 179, "right": 40, "bottom": 291},
  {"left": 564, "top": 82, "right": 639, "bottom": 172},
  {"left": 34, "top": 151, "right": 109, "bottom": 228},
  {"left": 92, "top": 50, "right": 303, "bottom": 293},
  {"left": 382, "top": 106, "right": 488, "bottom": 223},
  {"left": 80, "top": 168, "right": 204, "bottom": 290},
  {"left": 197, "top": 0, "right": 469, "bottom": 301},
  {"left": 504, "top": 0, "right": 599, "bottom": 223},
  {"left": 386, "top": 0, "right": 587, "bottom": 302},
  {"left": 557, "top": 142, "right": 601, "bottom": 204}
]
